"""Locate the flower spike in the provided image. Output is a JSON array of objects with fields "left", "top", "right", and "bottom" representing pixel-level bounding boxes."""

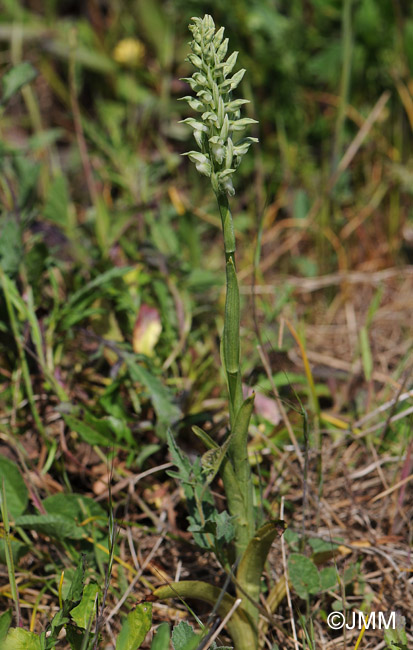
[{"left": 181, "top": 14, "right": 258, "bottom": 196}]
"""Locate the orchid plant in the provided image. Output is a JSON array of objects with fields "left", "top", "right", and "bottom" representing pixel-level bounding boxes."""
[{"left": 151, "top": 16, "right": 286, "bottom": 650}]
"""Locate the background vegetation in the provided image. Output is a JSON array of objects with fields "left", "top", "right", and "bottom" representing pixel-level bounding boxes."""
[{"left": 0, "top": 0, "right": 412, "bottom": 648}]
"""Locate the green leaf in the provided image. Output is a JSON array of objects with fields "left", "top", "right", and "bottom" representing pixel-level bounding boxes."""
[
  {"left": 46, "top": 560, "right": 86, "bottom": 648},
  {"left": 14, "top": 513, "right": 84, "bottom": 540},
  {"left": 0, "top": 456, "right": 28, "bottom": 518},
  {"left": 288, "top": 553, "right": 320, "bottom": 599},
  {"left": 124, "top": 354, "right": 181, "bottom": 428},
  {"left": 319, "top": 567, "right": 338, "bottom": 591},
  {"left": 172, "top": 621, "right": 197, "bottom": 650},
  {"left": 360, "top": 326, "right": 373, "bottom": 381},
  {"left": 1, "top": 62, "right": 37, "bottom": 105},
  {"left": 3, "top": 628, "right": 41, "bottom": 650},
  {"left": 44, "top": 175, "right": 70, "bottom": 228},
  {"left": 236, "top": 521, "right": 286, "bottom": 624},
  {"left": 149, "top": 622, "right": 170, "bottom": 650},
  {"left": 153, "top": 581, "right": 256, "bottom": 650},
  {"left": 215, "top": 510, "right": 235, "bottom": 543},
  {"left": 223, "top": 258, "right": 240, "bottom": 375},
  {"left": 115, "top": 603, "right": 152, "bottom": 650},
  {"left": 227, "top": 394, "right": 255, "bottom": 551},
  {"left": 43, "top": 493, "right": 106, "bottom": 533},
  {"left": 0, "top": 215, "right": 23, "bottom": 276},
  {"left": 0, "top": 610, "right": 12, "bottom": 642},
  {"left": 384, "top": 613, "right": 408, "bottom": 650},
  {"left": 70, "top": 583, "right": 100, "bottom": 629},
  {"left": 0, "top": 539, "right": 28, "bottom": 565},
  {"left": 62, "top": 414, "right": 115, "bottom": 446}
]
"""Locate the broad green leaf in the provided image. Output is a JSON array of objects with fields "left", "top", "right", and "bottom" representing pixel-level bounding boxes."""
[
  {"left": 319, "top": 567, "right": 338, "bottom": 592},
  {"left": 62, "top": 414, "right": 115, "bottom": 446},
  {"left": 3, "top": 628, "right": 41, "bottom": 650},
  {"left": 0, "top": 610, "right": 12, "bottom": 642},
  {"left": 172, "top": 621, "right": 197, "bottom": 650},
  {"left": 70, "top": 583, "right": 100, "bottom": 629},
  {"left": 288, "top": 553, "right": 320, "bottom": 599},
  {"left": 153, "top": 581, "right": 256, "bottom": 650},
  {"left": 0, "top": 456, "right": 28, "bottom": 518},
  {"left": 1, "top": 61, "right": 37, "bottom": 105},
  {"left": 43, "top": 493, "right": 106, "bottom": 528},
  {"left": 308, "top": 538, "right": 340, "bottom": 554},
  {"left": 14, "top": 513, "right": 84, "bottom": 540},
  {"left": 150, "top": 622, "right": 170, "bottom": 650},
  {"left": 115, "top": 603, "right": 152, "bottom": 650}
]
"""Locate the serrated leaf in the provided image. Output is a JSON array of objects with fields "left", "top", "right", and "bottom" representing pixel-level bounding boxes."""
[
  {"left": 115, "top": 603, "right": 152, "bottom": 650},
  {"left": 172, "top": 621, "right": 197, "bottom": 650},
  {"left": 215, "top": 510, "right": 235, "bottom": 543},
  {"left": 1, "top": 62, "right": 37, "bottom": 105}
]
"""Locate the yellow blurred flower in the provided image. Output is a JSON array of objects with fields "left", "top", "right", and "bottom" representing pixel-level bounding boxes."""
[{"left": 113, "top": 38, "right": 145, "bottom": 66}]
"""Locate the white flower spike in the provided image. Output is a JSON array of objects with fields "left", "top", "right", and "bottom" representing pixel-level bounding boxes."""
[{"left": 180, "top": 14, "right": 258, "bottom": 196}]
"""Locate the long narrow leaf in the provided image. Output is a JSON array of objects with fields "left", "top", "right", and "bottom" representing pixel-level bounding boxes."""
[{"left": 236, "top": 521, "right": 285, "bottom": 625}]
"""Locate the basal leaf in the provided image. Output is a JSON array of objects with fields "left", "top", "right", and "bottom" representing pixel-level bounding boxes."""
[
  {"left": 288, "top": 553, "right": 320, "bottom": 599},
  {"left": 14, "top": 514, "right": 84, "bottom": 540},
  {"left": 3, "top": 628, "right": 41, "bottom": 650},
  {"left": 115, "top": 603, "right": 152, "bottom": 650}
]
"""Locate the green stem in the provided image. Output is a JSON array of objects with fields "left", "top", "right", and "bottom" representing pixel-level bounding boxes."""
[
  {"left": 216, "top": 191, "right": 243, "bottom": 426},
  {"left": 333, "top": 0, "right": 354, "bottom": 168}
]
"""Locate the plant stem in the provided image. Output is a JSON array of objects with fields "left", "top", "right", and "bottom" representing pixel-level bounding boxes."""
[{"left": 216, "top": 191, "right": 243, "bottom": 426}]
